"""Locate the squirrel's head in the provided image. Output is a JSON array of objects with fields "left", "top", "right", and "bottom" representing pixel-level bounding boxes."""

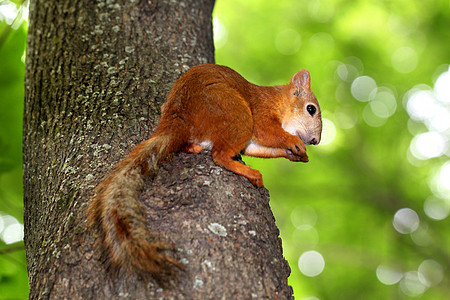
[{"left": 282, "top": 69, "right": 322, "bottom": 145}]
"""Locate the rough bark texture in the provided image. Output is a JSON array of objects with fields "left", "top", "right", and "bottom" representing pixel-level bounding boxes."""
[{"left": 23, "top": 0, "right": 293, "bottom": 298}]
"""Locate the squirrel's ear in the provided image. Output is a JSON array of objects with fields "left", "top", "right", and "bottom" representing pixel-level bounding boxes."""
[{"left": 291, "top": 69, "right": 311, "bottom": 92}]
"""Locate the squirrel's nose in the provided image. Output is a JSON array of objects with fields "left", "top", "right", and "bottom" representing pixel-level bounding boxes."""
[{"left": 310, "top": 138, "right": 318, "bottom": 145}]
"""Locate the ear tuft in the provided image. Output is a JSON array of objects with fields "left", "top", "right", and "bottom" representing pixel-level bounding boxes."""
[{"left": 291, "top": 69, "right": 311, "bottom": 91}]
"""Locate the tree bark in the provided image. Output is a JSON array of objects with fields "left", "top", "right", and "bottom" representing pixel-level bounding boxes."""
[{"left": 23, "top": 0, "right": 293, "bottom": 298}]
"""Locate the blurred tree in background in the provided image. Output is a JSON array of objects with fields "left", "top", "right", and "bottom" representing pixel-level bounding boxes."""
[{"left": 0, "top": 0, "right": 448, "bottom": 299}]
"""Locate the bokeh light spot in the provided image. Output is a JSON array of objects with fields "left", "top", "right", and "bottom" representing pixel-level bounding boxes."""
[
  {"left": 418, "top": 260, "right": 444, "bottom": 287},
  {"left": 213, "top": 17, "right": 228, "bottom": 49},
  {"left": 303, "top": 297, "right": 320, "bottom": 300},
  {"left": 434, "top": 68, "right": 450, "bottom": 104},
  {"left": 336, "top": 62, "right": 359, "bottom": 83},
  {"left": 362, "top": 103, "right": 386, "bottom": 127},
  {"left": 351, "top": 76, "right": 377, "bottom": 101},
  {"left": 372, "top": 88, "right": 397, "bottom": 117},
  {"left": 424, "top": 197, "right": 449, "bottom": 220},
  {"left": 406, "top": 90, "right": 439, "bottom": 122},
  {"left": 298, "top": 250, "right": 325, "bottom": 277},
  {"left": 369, "top": 100, "right": 389, "bottom": 119},
  {"left": 336, "top": 63, "right": 348, "bottom": 81},
  {"left": 376, "top": 265, "right": 403, "bottom": 285},
  {"left": 437, "top": 161, "right": 450, "bottom": 193},
  {"left": 0, "top": 1, "right": 18, "bottom": 25},
  {"left": 400, "top": 271, "right": 427, "bottom": 297},
  {"left": 0, "top": 215, "right": 24, "bottom": 244},
  {"left": 393, "top": 208, "right": 419, "bottom": 234},
  {"left": 428, "top": 109, "right": 450, "bottom": 132},
  {"left": 320, "top": 118, "right": 336, "bottom": 146},
  {"left": 409, "top": 131, "right": 446, "bottom": 160}
]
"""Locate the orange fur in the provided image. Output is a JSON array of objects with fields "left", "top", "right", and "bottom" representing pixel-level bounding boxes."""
[{"left": 87, "top": 64, "right": 322, "bottom": 279}]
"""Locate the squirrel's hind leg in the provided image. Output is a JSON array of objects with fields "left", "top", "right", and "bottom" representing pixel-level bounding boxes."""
[{"left": 211, "top": 144, "right": 263, "bottom": 187}]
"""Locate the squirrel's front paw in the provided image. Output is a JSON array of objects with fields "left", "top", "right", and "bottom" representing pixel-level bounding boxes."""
[
  {"left": 286, "top": 136, "right": 308, "bottom": 162},
  {"left": 285, "top": 150, "right": 309, "bottom": 162}
]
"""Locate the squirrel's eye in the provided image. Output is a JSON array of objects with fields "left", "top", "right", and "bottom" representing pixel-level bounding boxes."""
[{"left": 307, "top": 104, "right": 316, "bottom": 116}]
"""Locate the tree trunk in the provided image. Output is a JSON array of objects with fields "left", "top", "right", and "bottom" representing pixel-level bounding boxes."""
[{"left": 23, "top": 0, "right": 293, "bottom": 298}]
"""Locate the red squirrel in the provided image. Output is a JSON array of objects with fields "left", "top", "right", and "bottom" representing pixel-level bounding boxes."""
[{"left": 88, "top": 64, "right": 322, "bottom": 279}]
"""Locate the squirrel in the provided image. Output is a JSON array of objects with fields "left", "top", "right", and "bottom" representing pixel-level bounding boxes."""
[{"left": 87, "top": 64, "right": 322, "bottom": 280}]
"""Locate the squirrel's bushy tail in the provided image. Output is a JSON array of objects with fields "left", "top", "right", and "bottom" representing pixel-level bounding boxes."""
[{"left": 87, "top": 126, "right": 185, "bottom": 278}]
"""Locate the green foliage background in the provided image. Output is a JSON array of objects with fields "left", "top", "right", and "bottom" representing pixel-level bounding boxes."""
[
  {"left": 0, "top": 0, "right": 27, "bottom": 298},
  {"left": 0, "top": 0, "right": 448, "bottom": 299}
]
